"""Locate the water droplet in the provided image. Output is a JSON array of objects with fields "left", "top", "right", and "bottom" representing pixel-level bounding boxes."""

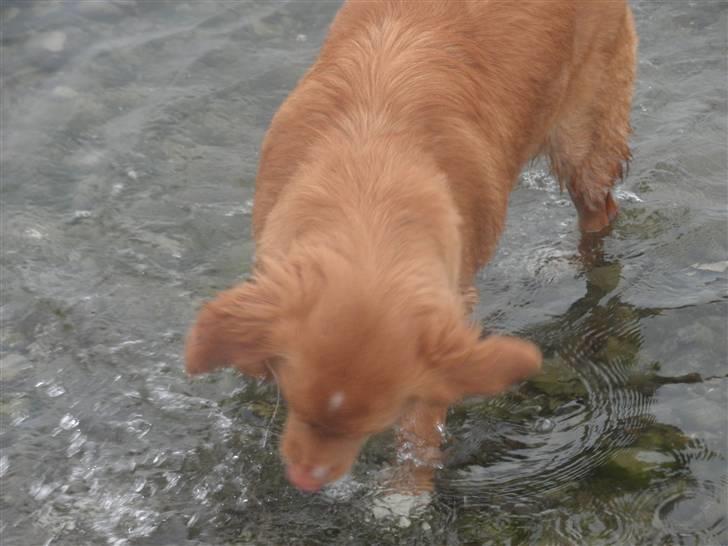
[
  {"left": 193, "top": 484, "right": 208, "bottom": 501},
  {"left": 11, "top": 413, "right": 28, "bottom": 426},
  {"left": 187, "top": 513, "right": 199, "bottom": 528},
  {"left": 59, "top": 414, "right": 79, "bottom": 430},
  {"left": 47, "top": 384, "right": 66, "bottom": 398},
  {"left": 67, "top": 210, "right": 93, "bottom": 225},
  {"left": 533, "top": 417, "right": 555, "bottom": 433},
  {"left": 67, "top": 431, "right": 87, "bottom": 457},
  {"left": 163, "top": 472, "right": 180, "bottom": 490},
  {"left": 126, "top": 418, "right": 152, "bottom": 439},
  {"left": 30, "top": 481, "right": 55, "bottom": 501},
  {"left": 614, "top": 188, "right": 644, "bottom": 203},
  {"left": 24, "top": 228, "right": 44, "bottom": 239}
]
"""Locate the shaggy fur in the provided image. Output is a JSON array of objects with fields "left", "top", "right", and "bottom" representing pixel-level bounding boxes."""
[{"left": 186, "top": 0, "right": 637, "bottom": 492}]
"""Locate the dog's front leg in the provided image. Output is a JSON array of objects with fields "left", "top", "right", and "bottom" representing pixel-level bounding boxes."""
[
  {"left": 461, "top": 285, "right": 479, "bottom": 315},
  {"left": 393, "top": 402, "right": 448, "bottom": 493}
]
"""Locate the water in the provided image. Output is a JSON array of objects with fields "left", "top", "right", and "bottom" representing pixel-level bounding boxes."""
[{"left": 1, "top": 1, "right": 726, "bottom": 544}]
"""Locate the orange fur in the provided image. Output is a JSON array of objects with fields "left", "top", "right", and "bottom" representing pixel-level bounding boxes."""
[{"left": 186, "top": 0, "right": 636, "bottom": 492}]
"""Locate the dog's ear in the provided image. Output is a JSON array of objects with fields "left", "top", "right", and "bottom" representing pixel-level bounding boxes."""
[
  {"left": 185, "top": 277, "right": 282, "bottom": 378},
  {"left": 436, "top": 334, "right": 542, "bottom": 403},
  {"left": 418, "top": 309, "right": 541, "bottom": 404},
  {"left": 185, "top": 251, "right": 329, "bottom": 378}
]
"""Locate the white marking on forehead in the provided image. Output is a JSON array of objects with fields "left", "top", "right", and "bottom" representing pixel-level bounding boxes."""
[
  {"left": 328, "top": 391, "right": 345, "bottom": 412},
  {"left": 311, "top": 465, "right": 329, "bottom": 480}
]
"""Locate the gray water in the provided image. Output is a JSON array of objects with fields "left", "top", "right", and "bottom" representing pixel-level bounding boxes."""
[{"left": 1, "top": 1, "right": 726, "bottom": 545}]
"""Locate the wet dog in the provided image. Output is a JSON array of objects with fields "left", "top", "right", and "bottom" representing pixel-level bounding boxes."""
[{"left": 186, "top": 0, "right": 637, "bottom": 492}]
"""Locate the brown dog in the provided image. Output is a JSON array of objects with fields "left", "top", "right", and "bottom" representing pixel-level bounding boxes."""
[{"left": 186, "top": 0, "right": 637, "bottom": 492}]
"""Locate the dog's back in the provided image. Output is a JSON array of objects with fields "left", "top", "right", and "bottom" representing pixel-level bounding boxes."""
[{"left": 253, "top": 0, "right": 636, "bottom": 276}]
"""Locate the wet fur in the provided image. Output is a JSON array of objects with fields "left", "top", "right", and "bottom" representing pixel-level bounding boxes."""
[{"left": 186, "top": 0, "right": 637, "bottom": 492}]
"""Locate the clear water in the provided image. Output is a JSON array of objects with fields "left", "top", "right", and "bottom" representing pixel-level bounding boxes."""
[{"left": 1, "top": 1, "right": 726, "bottom": 545}]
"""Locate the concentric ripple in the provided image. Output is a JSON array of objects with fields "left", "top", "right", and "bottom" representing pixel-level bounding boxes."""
[{"left": 436, "top": 262, "right": 656, "bottom": 504}]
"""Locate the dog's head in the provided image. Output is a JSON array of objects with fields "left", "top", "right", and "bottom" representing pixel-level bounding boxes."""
[{"left": 185, "top": 249, "right": 541, "bottom": 491}]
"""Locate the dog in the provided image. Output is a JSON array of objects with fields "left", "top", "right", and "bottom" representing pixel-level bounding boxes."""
[{"left": 185, "top": 0, "right": 637, "bottom": 493}]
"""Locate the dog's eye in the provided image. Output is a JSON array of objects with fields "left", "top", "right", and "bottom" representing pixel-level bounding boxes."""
[
  {"left": 304, "top": 419, "right": 354, "bottom": 439},
  {"left": 304, "top": 419, "right": 334, "bottom": 434}
]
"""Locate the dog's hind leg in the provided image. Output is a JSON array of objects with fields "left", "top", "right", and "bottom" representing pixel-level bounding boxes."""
[{"left": 546, "top": 7, "right": 637, "bottom": 234}]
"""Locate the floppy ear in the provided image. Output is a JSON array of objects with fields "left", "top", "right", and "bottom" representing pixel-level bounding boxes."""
[
  {"left": 440, "top": 334, "right": 542, "bottom": 401},
  {"left": 419, "top": 312, "right": 542, "bottom": 404},
  {"left": 185, "top": 277, "right": 282, "bottom": 378},
  {"left": 185, "top": 251, "right": 328, "bottom": 378}
]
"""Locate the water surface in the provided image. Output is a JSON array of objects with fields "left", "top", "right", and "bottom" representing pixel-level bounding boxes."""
[{"left": 1, "top": 1, "right": 726, "bottom": 544}]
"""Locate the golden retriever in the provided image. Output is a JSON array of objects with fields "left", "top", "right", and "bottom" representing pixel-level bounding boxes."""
[{"left": 185, "top": 0, "right": 637, "bottom": 492}]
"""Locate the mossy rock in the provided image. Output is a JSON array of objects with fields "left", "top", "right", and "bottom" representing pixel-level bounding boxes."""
[
  {"left": 615, "top": 207, "right": 689, "bottom": 240},
  {"left": 586, "top": 263, "right": 622, "bottom": 293},
  {"left": 449, "top": 397, "right": 523, "bottom": 423},
  {"left": 599, "top": 335, "right": 641, "bottom": 364},
  {"left": 590, "top": 461, "right": 648, "bottom": 491},
  {"left": 610, "top": 448, "right": 674, "bottom": 472},
  {"left": 526, "top": 358, "right": 587, "bottom": 399},
  {"left": 247, "top": 399, "right": 279, "bottom": 419},
  {"left": 591, "top": 447, "right": 675, "bottom": 492},
  {"left": 634, "top": 422, "right": 690, "bottom": 452},
  {"left": 454, "top": 510, "right": 531, "bottom": 545}
]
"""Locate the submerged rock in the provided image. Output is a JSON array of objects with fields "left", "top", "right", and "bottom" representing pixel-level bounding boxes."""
[
  {"left": 0, "top": 354, "right": 31, "bottom": 382},
  {"left": 37, "top": 31, "right": 66, "bottom": 52},
  {"left": 51, "top": 86, "right": 79, "bottom": 99},
  {"left": 690, "top": 261, "right": 728, "bottom": 273},
  {"left": 371, "top": 492, "right": 431, "bottom": 521},
  {"left": 527, "top": 358, "right": 587, "bottom": 398}
]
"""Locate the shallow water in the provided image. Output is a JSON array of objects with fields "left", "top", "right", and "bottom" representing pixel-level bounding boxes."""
[{"left": 1, "top": 1, "right": 726, "bottom": 545}]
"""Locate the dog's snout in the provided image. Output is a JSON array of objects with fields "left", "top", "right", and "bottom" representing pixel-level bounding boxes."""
[{"left": 286, "top": 463, "right": 330, "bottom": 492}]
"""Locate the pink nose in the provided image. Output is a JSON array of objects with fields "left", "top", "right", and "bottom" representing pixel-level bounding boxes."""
[{"left": 286, "top": 464, "right": 327, "bottom": 492}]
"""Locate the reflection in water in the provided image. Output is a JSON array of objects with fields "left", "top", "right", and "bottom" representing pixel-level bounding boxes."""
[{"left": 435, "top": 238, "right": 726, "bottom": 544}]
